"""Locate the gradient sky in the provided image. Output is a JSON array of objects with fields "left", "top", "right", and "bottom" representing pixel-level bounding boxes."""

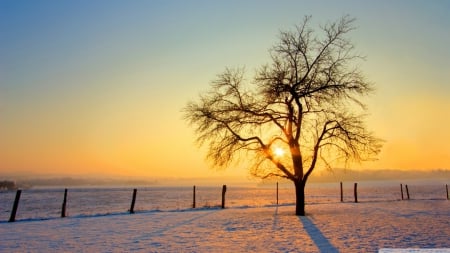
[{"left": 1, "top": 0, "right": 449, "bottom": 181}]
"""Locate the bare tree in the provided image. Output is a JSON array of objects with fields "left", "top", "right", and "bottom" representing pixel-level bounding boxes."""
[{"left": 184, "top": 16, "right": 382, "bottom": 215}]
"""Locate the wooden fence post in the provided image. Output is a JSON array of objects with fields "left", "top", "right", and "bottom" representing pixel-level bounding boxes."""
[
  {"left": 9, "top": 189, "right": 22, "bottom": 222},
  {"left": 61, "top": 188, "right": 68, "bottom": 218},
  {"left": 400, "top": 184, "right": 404, "bottom": 200},
  {"left": 446, "top": 184, "right": 448, "bottom": 200},
  {"left": 340, "top": 182, "right": 343, "bottom": 202},
  {"left": 193, "top": 185, "right": 196, "bottom": 208},
  {"left": 354, "top": 183, "right": 358, "bottom": 203},
  {"left": 276, "top": 182, "right": 279, "bottom": 205},
  {"left": 130, "top": 189, "right": 137, "bottom": 214},
  {"left": 221, "top": 185, "right": 227, "bottom": 209},
  {"left": 405, "top": 184, "right": 410, "bottom": 200}
]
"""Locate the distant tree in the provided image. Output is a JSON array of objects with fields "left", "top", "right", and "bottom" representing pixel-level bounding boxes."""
[{"left": 184, "top": 16, "right": 382, "bottom": 215}]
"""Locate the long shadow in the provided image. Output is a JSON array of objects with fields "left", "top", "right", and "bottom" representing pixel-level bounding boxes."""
[
  {"left": 272, "top": 206, "right": 279, "bottom": 231},
  {"left": 299, "top": 216, "right": 338, "bottom": 253}
]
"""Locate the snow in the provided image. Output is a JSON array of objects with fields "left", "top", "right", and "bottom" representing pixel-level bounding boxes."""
[{"left": 0, "top": 200, "right": 449, "bottom": 252}]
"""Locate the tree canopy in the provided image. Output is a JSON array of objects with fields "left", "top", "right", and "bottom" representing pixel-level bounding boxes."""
[{"left": 184, "top": 15, "right": 383, "bottom": 215}]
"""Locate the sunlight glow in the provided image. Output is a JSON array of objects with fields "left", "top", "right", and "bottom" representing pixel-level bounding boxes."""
[{"left": 274, "top": 147, "right": 285, "bottom": 157}]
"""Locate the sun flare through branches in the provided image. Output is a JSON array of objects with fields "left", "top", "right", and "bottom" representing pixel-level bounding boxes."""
[{"left": 273, "top": 147, "right": 285, "bottom": 157}]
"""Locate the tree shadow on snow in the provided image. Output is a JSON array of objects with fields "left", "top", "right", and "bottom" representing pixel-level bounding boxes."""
[{"left": 299, "top": 216, "right": 338, "bottom": 253}]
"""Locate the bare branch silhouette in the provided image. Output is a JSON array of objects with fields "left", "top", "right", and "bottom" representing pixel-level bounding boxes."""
[{"left": 184, "top": 15, "right": 383, "bottom": 215}]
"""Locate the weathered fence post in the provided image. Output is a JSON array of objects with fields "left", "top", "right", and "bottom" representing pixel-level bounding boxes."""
[
  {"left": 400, "top": 184, "right": 404, "bottom": 200},
  {"left": 405, "top": 184, "right": 410, "bottom": 200},
  {"left": 354, "top": 183, "right": 358, "bottom": 203},
  {"left": 221, "top": 185, "right": 227, "bottom": 209},
  {"left": 340, "top": 182, "right": 343, "bottom": 202},
  {"left": 130, "top": 189, "right": 137, "bottom": 214},
  {"left": 276, "top": 182, "right": 279, "bottom": 205},
  {"left": 61, "top": 188, "right": 68, "bottom": 218},
  {"left": 446, "top": 184, "right": 448, "bottom": 200},
  {"left": 193, "top": 185, "right": 196, "bottom": 208},
  {"left": 9, "top": 189, "right": 22, "bottom": 222}
]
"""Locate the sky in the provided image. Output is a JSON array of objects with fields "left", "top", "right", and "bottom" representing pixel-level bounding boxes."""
[{"left": 1, "top": 0, "right": 449, "bottom": 182}]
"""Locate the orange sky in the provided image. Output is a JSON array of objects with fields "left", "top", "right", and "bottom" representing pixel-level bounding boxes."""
[{"left": 1, "top": 1, "right": 449, "bottom": 182}]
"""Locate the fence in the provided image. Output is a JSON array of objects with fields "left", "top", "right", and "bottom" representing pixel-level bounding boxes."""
[{"left": 1, "top": 182, "right": 448, "bottom": 222}]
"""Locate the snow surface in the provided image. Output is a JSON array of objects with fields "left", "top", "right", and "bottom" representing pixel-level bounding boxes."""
[{"left": 0, "top": 200, "right": 449, "bottom": 252}]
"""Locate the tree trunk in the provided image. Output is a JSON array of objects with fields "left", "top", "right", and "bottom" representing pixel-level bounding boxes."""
[{"left": 295, "top": 181, "right": 306, "bottom": 216}]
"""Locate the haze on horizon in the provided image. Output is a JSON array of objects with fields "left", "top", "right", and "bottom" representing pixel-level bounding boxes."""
[{"left": 1, "top": 1, "right": 449, "bottom": 182}]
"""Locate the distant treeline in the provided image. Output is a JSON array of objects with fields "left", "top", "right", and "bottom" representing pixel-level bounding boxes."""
[
  {"left": 0, "top": 180, "right": 18, "bottom": 190},
  {"left": 6, "top": 178, "right": 158, "bottom": 188},
  {"left": 2, "top": 168, "right": 449, "bottom": 188},
  {"left": 308, "top": 168, "right": 450, "bottom": 183}
]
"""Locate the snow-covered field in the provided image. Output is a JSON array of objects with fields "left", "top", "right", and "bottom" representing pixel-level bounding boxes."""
[{"left": 0, "top": 199, "right": 448, "bottom": 252}]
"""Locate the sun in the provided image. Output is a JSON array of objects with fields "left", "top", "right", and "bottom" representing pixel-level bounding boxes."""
[{"left": 274, "top": 147, "right": 285, "bottom": 157}]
